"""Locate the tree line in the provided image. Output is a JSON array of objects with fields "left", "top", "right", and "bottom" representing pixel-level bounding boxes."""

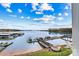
[{"left": 48, "top": 28, "right": 72, "bottom": 34}]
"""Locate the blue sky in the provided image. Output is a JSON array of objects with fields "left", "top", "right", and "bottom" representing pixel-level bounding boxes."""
[{"left": 0, "top": 3, "right": 72, "bottom": 30}]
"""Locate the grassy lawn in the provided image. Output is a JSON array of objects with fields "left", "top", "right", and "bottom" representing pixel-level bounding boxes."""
[
  {"left": 25, "top": 48, "right": 72, "bottom": 56},
  {"left": 0, "top": 38, "right": 15, "bottom": 40}
]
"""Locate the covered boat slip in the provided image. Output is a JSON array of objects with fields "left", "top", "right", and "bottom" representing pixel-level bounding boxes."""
[{"left": 0, "top": 32, "right": 24, "bottom": 40}]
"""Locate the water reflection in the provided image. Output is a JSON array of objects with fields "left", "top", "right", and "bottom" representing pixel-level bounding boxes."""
[{"left": 0, "top": 31, "right": 72, "bottom": 55}]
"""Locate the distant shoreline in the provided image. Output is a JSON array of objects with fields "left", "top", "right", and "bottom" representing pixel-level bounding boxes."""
[{"left": 0, "top": 28, "right": 72, "bottom": 31}]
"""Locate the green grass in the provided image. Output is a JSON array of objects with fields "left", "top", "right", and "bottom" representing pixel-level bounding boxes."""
[
  {"left": 26, "top": 48, "right": 72, "bottom": 56},
  {"left": 0, "top": 38, "right": 15, "bottom": 40}
]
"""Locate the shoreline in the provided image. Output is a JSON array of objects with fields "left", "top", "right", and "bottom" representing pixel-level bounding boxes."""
[
  {"left": 15, "top": 48, "right": 72, "bottom": 56},
  {"left": 0, "top": 47, "right": 72, "bottom": 56},
  {"left": 14, "top": 49, "right": 48, "bottom": 56},
  {"left": 0, "top": 48, "right": 42, "bottom": 56}
]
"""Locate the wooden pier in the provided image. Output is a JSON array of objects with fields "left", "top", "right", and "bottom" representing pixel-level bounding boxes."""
[
  {"left": 27, "top": 34, "right": 72, "bottom": 51},
  {"left": 37, "top": 39, "right": 61, "bottom": 52},
  {"left": 44, "top": 35, "right": 72, "bottom": 43}
]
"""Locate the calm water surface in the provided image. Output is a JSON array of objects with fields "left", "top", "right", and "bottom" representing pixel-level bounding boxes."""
[{"left": 0, "top": 31, "right": 67, "bottom": 55}]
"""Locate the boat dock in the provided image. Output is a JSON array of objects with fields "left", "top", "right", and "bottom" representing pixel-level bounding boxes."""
[
  {"left": 35, "top": 34, "right": 72, "bottom": 51},
  {"left": 37, "top": 39, "right": 61, "bottom": 52},
  {"left": 0, "top": 32, "right": 24, "bottom": 39}
]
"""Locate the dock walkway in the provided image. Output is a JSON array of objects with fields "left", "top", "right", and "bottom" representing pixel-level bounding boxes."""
[{"left": 37, "top": 39, "right": 61, "bottom": 52}]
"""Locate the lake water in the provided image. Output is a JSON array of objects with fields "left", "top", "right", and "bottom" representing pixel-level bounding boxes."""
[{"left": 0, "top": 31, "right": 68, "bottom": 55}]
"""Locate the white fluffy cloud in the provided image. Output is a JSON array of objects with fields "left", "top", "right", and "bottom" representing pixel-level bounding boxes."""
[
  {"left": 43, "top": 15, "right": 56, "bottom": 21},
  {"left": 33, "top": 18, "right": 39, "bottom": 21},
  {"left": 64, "top": 4, "right": 71, "bottom": 10},
  {"left": 57, "top": 17, "right": 64, "bottom": 21},
  {"left": 32, "top": 3, "right": 39, "bottom": 11},
  {"left": 26, "top": 16, "right": 30, "bottom": 19},
  {"left": 65, "top": 6, "right": 69, "bottom": 10},
  {"left": 1, "top": 3, "right": 12, "bottom": 13},
  {"left": 18, "top": 9, "right": 22, "bottom": 13},
  {"left": 67, "top": 3, "right": 72, "bottom": 9},
  {"left": 50, "top": 21, "right": 55, "bottom": 24},
  {"left": 21, "top": 16, "right": 24, "bottom": 19},
  {"left": 1, "top": 3, "right": 11, "bottom": 8},
  {"left": 31, "top": 3, "right": 54, "bottom": 14},
  {"left": 64, "top": 12, "right": 69, "bottom": 16},
  {"left": 39, "top": 3, "right": 54, "bottom": 11},
  {"left": 6, "top": 8, "right": 12, "bottom": 13},
  {"left": 33, "top": 15, "right": 56, "bottom": 23},
  {"left": 58, "top": 13, "right": 62, "bottom": 16},
  {"left": 35, "top": 11, "right": 43, "bottom": 14}
]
